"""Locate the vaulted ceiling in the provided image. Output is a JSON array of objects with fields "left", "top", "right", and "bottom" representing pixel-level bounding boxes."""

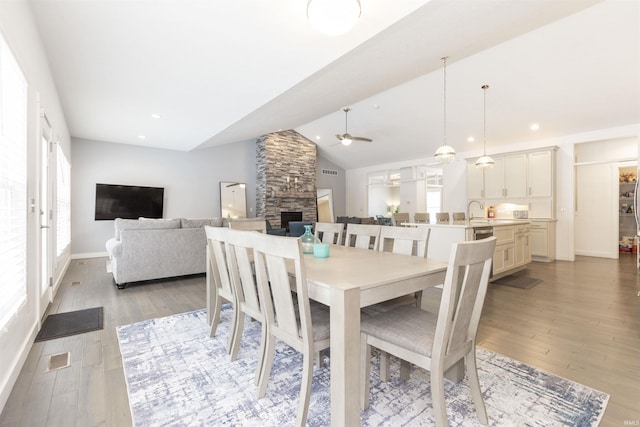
[{"left": 28, "top": 0, "right": 639, "bottom": 170}]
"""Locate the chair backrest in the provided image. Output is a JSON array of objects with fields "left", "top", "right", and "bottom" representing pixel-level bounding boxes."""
[
  {"left": 225, "top": 228, "right": 262, "bottom": 319},
  {"left": 228, "top": 219, "right": 267, "bottom": 233},
  {"left": 345, "top": 223, "right": 381, "bottom": 250},
  {"left": 433, "top": 237, "right": 496, "bottom": 362},
  {"left": 289, "top": 221, "right": 313, "bottom": 237},
  {"left": 205, "top": 226, "right": 235, "bottom": 302},
  {"left": 452, "top": 212, "right": 466, "bottom": 223},
  {"left": 414, "top": 212, "right": 430, "bottom": 223},
  {"left": 253, "top": 233, "right": 311, "bottom": 353},
  {"left": 314, "top": 222, "right": 344, "bottom": 245},
  {"left": 391, "top": 212, "right": 410, "bottom": 226},
  {"left": 436, "top": 212, "right": 450, "bottom": 224},
  {"left": 378, "top": 226, "right": 431, "bottom": 258}
]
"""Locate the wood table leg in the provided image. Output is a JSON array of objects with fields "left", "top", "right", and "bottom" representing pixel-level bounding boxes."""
[{"left": 330, "top": 286, "right": 361, "bottom": 426}]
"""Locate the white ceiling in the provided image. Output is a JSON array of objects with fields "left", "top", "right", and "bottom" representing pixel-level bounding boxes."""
[{"left": 28, "top": 0, "right": 640, "bottom": 170}]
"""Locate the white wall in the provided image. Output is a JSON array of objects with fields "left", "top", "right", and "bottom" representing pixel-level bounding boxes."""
[
  {"left": 345, "top": 124, "right": 640, "bottom": 262},
  {"left": 71, "top": 138, "right": 257, "bottom": 256},
  {"left": 0, "top": 0, "right": 71, "bottom": 413}
]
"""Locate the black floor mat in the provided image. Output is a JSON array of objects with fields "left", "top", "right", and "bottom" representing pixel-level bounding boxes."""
[
  {"left": 492, "top": 274, "right": 543, "bottom": 290},
  {"left": 35, "top": 307, "right": 104, "bottom": 342}
]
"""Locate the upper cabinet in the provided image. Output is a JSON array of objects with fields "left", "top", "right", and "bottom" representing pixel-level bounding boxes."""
[
  {"left": 467, "top": 147, "right": 557, "bottom": 218},
  {"left": 527, "top": 150, "right": 554, "bottom": 197},
  {"left": 484, "top": 154, "right": 527, "bottom": 199}
]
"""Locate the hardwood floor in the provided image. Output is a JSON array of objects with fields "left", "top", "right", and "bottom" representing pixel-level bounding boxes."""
[{"left": 0, "top": 255, "right": 638, "bottom": 426}]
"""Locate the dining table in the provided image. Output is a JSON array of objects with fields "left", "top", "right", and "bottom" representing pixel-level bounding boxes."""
[{"left": 300, "top": 244, "right": 448, "bottom": 426}]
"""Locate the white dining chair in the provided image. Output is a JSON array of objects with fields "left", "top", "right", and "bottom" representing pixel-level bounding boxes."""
[
  {"left": 314, "top": 222, "right": 344, "bottom": 245},
  {"left": 369, "top": 225, "right": 432, "bottom": 378},
  {"left": 205, "top": 226, "right": 237, "bottom": 353},
  {"left": 225, "top": 228, "right": 268, "bottom": 386},
  {"left": 253, "top": 233, "right": 331, "bottom": 427},
  {"left": 228, "top": 219, "right": 267, "bottom": 233},
  {"left": 345, "top": 223, "right": 381, "bottom": 250},
  {"left": 378, "top": 225, "right": 430, "bottom": 258},
  {"left": 360, "top": 237, "right": 497, "bottom": 427}
]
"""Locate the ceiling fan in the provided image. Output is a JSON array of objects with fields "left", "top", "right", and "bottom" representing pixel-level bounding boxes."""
[{"left": 335, "top": 107, "right": 372, "bottom": 146}]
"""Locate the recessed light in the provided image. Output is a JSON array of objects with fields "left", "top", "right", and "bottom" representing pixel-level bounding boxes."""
[
  {"left": 530, "top": 123, "right": 540, "bottom": 131},
  {"left": 138, "top": 135, "right": 146, "bottom": 140},
  {"left": 467, "top": 136, "right": 475, "bottom": 143},
  {"left": 316, "top": 135, "right": 321, "bottom": 140},
  {"left": 151, "top": 114, "right": 161, "bottom": 119}
]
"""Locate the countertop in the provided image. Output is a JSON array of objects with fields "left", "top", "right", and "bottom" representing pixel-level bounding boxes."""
[{"left": 402, "top": 219, "right": 531, "bottom": 230}]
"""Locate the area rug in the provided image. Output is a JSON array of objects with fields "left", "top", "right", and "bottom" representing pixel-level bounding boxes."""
[
  {"left": 116, "top": 308, "right": 608, "bottom": 426},
  {"left": 35, "top": 306, "right": 104, "bottom": 342},
  {"left": 492, "top": 272, "right": 543, "bottom": 290}
]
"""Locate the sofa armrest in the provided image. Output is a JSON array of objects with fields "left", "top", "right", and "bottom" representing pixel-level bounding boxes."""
[{"left": 106, "top": 238, "right": 122, "bottom": 258}]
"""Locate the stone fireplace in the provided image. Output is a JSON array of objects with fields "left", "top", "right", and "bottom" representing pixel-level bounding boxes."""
[{"left": 256, "top": 130, "right": 317, "bottom": 228}]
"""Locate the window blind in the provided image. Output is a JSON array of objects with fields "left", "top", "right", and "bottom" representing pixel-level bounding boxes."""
[{"left": 0, "top": 36, "right": 28, "bottom": 329}]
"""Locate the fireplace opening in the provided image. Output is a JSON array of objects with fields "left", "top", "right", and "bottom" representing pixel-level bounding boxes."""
[{"left": 281, "top": 211, "right": 302, "bottom": 233}]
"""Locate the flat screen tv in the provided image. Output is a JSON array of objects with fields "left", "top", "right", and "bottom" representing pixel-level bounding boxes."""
[{"left": 95, "top": 183, "right": 164, "bottom": 220}]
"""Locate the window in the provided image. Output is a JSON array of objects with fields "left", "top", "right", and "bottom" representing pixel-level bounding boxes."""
[
  {"left": 56, "top": 144, "right": 70, "bottom": 257},
  {"left": 0, "top": 36, "right": 28, "bottom": 328}
]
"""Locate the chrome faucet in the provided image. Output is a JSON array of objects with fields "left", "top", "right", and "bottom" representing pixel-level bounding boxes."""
[{"left": 467, "top": 200, "right": 484, "bottom": 220}]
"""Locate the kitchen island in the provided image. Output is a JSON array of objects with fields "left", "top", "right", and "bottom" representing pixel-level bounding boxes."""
[{"left": 404, "top": 219, "right": 531, "bottom": 280}]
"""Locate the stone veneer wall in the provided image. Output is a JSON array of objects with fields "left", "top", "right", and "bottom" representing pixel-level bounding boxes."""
[{"left": 256, "top": 130, "right": 317, "bottom": 228}]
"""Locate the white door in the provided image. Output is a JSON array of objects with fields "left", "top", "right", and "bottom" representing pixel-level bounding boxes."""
[{"left": 39, "top": 131, "right": 53, "bottom": 319}]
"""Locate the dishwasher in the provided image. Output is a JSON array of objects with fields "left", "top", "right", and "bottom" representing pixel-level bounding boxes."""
[{"left": 473, "top": 226, "right": 494, "bottom": 240}]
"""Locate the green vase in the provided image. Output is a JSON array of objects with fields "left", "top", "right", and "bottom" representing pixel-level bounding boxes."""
[{"left": 300, "top": 224, "right": 319, "bottom": 254}]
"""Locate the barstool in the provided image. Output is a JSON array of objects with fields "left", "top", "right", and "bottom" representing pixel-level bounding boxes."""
[
  {"left": 436, "top": 212, "right": 450, "bottom": 224},
  {"left": 452, "top": 212, "right": 466, "bottom": 223}
]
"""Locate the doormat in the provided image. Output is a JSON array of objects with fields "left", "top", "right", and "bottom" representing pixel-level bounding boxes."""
[
  {"left": 492, "top": 273, "right": 543, "bottom": 290},
  {"left": 35, "top": 307, "right": 104, "bottom": 342}
]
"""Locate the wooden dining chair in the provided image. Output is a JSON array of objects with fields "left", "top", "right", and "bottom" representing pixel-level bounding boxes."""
[
  {"left": 378, "top": 225, "right": 430, "bottom": 258},
  {"left": 392, "top": 212, "right": 410, "bottom": 226},
  {"left": 370, "top": 225, "right": 432, "bottom": 377},
  {"left": 253, "top": 233, "right": 331, "bottom": 427},
  {"left": 314, "top": 222, "right": 344, "bottom": 245},
  {"left": 414, "top": 212, "right": 430, "bottom": 223},
  {"left": 345, "top": 223, "right": 381, "bottom": 250},
  {"left": 228, "top": 219, "right": 267, "bottom": 233},
  {"left": 204, "top": 226, "right": 237, "bottom": 353},
  {"left": 225, "top": 228, "right": 268, "bottom": 386},
  {"left": 360, "top": 237, "right": 497, "bottom": 427}
]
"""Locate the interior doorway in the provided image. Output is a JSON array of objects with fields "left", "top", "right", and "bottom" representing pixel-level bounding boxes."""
[{"left": 316, "top": 189, "right": 334, "bottom": 223}]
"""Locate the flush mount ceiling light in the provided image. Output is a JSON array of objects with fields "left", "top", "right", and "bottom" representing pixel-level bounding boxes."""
[
  {"left": 307, "top": 0, "right": 361, "bottom": 36},
  {"left": 434, "top": 56, "right": 456, "bottom": 164},
  {"left": 475, "top": 84, "right": 495, "bottom": 169}
]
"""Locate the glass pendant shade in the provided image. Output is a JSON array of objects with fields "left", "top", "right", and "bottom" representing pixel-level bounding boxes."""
[
  {"left": 475, "top": 155, "right": 494, "bottom": 169},
  {"left": 435, "top": 144, "right": 456, "bottom": 164},
  {"left": 433, "top": 56, "right": 455, "bottom": 164},
  {"left": 476, "top": 84, "right": 494, "bottom": 169},
  {"left": 307, "top": 0, "right": 361, "bottom": 36}
]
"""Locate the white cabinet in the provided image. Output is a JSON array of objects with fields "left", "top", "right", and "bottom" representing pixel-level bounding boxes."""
[
  {"left": 467, "top": 161, "right": 485, "bottom": 199},
  {"left": 467, "top": 146, "right": 557, "bottom": 220},
  {"left": 528, "top": 150, "right": 555, "bottom": 197},
  {"left": 514, "top": 224, "right": 531, "bottom": 267},
  {"left": 492, "top": 226, "right": 515, "bottom": 276},
  {"left": 530, "top": 220, "right": 556, "bottom": 262},
  {"left": 484, "top": 154, "right": 527, "bottom": 199}
]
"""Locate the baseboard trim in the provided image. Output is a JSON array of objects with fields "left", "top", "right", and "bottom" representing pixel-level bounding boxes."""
[
  {"left": 72, "top": 251, "right": 108, "bottom": 259},
  {"left": 0, "top": 321, "right": 38, "bottom": 416}
]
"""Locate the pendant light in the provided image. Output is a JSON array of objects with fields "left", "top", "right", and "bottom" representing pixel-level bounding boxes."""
[
  {"left": 475, "top": 84, "right": 494, "bottom": 169},
  {"left": 434, "top": 56, "right": 456, "bottom": 164}
]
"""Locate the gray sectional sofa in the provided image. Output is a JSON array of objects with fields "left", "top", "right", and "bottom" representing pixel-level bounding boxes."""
[{"left": 105, "top": 217, "right": 225, "bottom": 288}]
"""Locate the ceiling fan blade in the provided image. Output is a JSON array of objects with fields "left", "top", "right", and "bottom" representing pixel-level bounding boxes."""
[{"left": 352, "top": 136, "right": 373, "bottom": 142}]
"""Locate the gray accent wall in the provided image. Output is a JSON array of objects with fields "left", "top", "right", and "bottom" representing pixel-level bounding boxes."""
[
  {"left": 71, "top": 137, "right": 347, "bottom": 256},
  {"left": 71, "top": 138, "right": 257, "bottom": 255}
]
